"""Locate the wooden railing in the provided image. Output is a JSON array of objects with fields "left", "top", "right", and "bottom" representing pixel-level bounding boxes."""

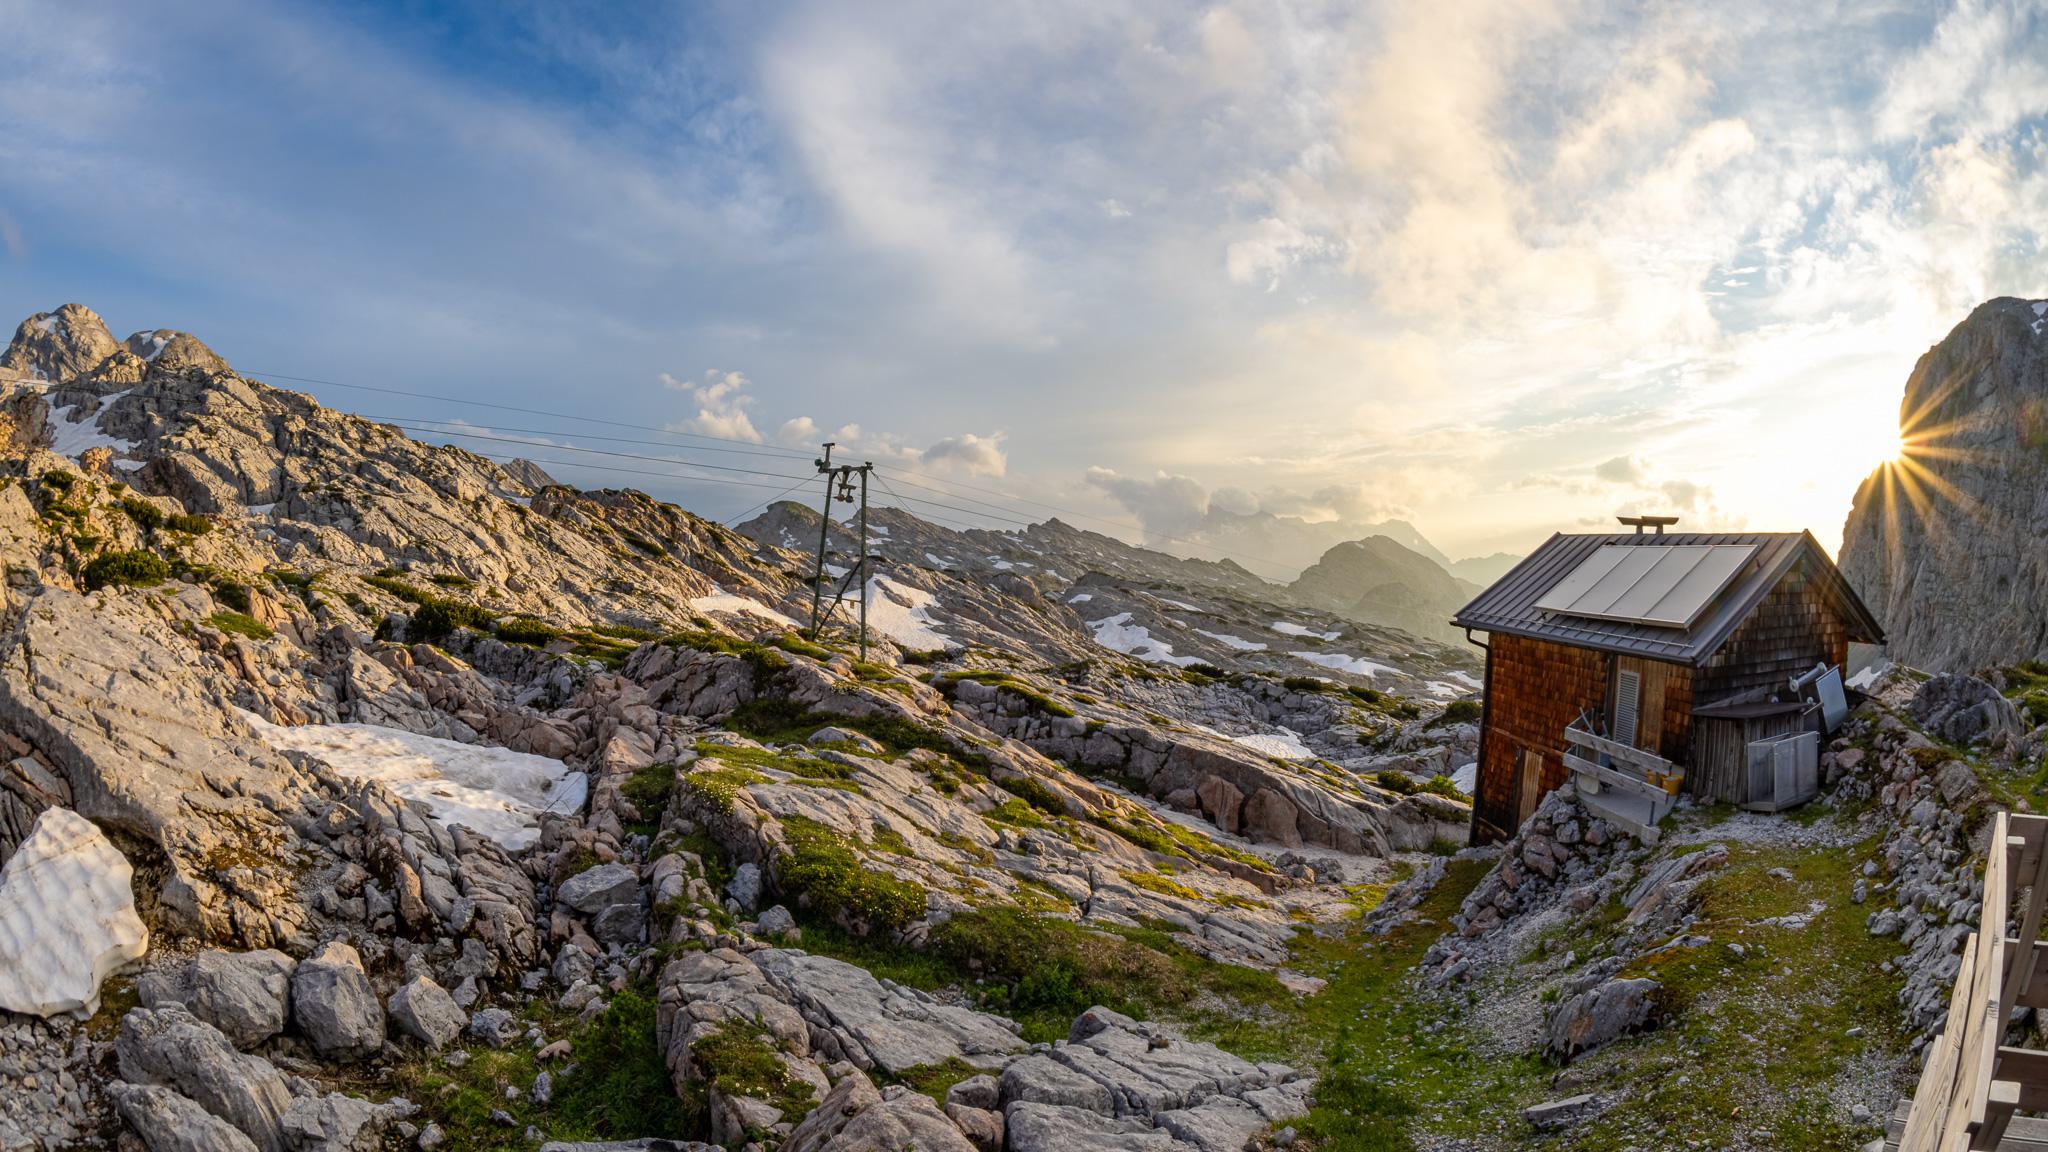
[
  {"left": 1560, "top": 725, "right": 1684, "bottom": 803},
  {"left": 1893, "top": 810, "right": 2048, "bottom": 1151}
]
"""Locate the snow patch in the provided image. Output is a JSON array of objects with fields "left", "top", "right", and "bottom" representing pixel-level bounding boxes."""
[
  {"left": 1292, "top": 651, "right": 1400, "bottom": 678},
  {"left": 1088, "top": 612, "right": 1202, "bottom": 666},
  {"left": 1450, "top": 762, "right": 1477, "bottom": 795},
  {"left": 689, "top": 590, "right": 797, "bottom": 627},
  {"left": 1151, "top": 596, "right": 1201, "bottom": 611},
  {"left": 1196, "top": 630, "right": 1267, "bottom": 652},
  {"left": 244, "top": 714, "right": 587, "bottom": 851},
  {"left": 47, "top": 390, "right": 142, "bottom": 468},
  {"left": 1271, "top": 621, "right": 1340, "bottom": 641},
  {"left": 865, "top": 576, "right": 952, "bottom": 649},
  {"left": 32, "top": 316, "right": 58, "bottom": 334},
  {"left": 1230, "top": 728, "right": 1314, "bottom": 760},
  {"left": 1067, "top": 593, "right": 1093, "bottom": 604},
  {"left": 1847, "top": 660, "right": 1891, "bottom": 690},
  {"left": 0, "top": 807, "right": 148, "bottom": 1018}
]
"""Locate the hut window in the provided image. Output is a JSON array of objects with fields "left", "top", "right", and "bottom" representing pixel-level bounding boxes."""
[{"left": 1614, "top": 667, "right": 1641, "bottom": 747}]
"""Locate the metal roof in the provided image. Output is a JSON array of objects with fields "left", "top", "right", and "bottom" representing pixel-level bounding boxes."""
[{"left": 1450, "top": 530, "right": 1884, "bottom": 665}]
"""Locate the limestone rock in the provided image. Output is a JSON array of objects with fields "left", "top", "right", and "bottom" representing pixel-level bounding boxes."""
[
  {"left": 115, "top": 1004, "right": 293, "bottom": 1152},
  {"left": 1908, "top": 675, "right": 2022, "bottom": 748},
  {"left": 2, "top": 304, "right": 120, "bottom": 383},
  {"left": 291, "top": 942, "right": 385, "bottom": 1061},
  {"left": 279, "top": 1093, "right": 387, "bottom": 1152},
  {"left": 1002, "top": 1102, "right": 1176, "bottom": 1151},
  {"left": 558, "top": 862, "right": 639, "bottom": 915},
  {"left": 107, "top": 1081, "right": 260, "bottom": 1152},
  {"left": 0, "top": 807, "right": 148, "bottom": 1017},
  {"left": 0, "top": 588, "right": 313, "bottom": 949},
  {"left": 1840, "top": 297, "right": 2048, "bottom": 672},
  {"left": 1546, "top": 978, "right": 1660, "bottom": 1061},
  {"left": 387, "top": 975, "right": 466, "bottom": 1050},
  {"left": 753, "top": 949, "right": 1028, "bottom": 1076},
  {"left": 784, "top": 1070, "right": 976, "bottom": 1152},
  {"left": 136, "top": 949, "right": 295, "bottom": 1049}
]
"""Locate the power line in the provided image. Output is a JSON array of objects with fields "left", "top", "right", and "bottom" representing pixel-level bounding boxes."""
[
  {"left": 722, "top": 475, "right": 820, "bottom": 526},
  {"left": 237, "top": 368, "right": 814, "bottom": 458},
  {"left": 363, "top": 413, "right": 816, "bottom": 461},
  {"left": 383, "top": 423, "right": 813, "bottom": 483},
  {"left": 462, "top": 450, "right": 811, "bottom": 493}
]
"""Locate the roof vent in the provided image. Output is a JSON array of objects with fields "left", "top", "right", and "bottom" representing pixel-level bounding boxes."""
[{"left": 1617, "top": 514, "right": 1680, "bottom": 535}]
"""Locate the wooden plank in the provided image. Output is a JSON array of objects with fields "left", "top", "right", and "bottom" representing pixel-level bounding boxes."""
[
  {"left": 1562, "top": 752, "right": 1678, "bottom": 804},
  {"left": 1961, "top": 815, "right": 2012, "bottom": 1149},
  {"left": 1563, "top": 726, "right": 1675, "bottom": 773},
  {"left": 1993, "top": 1049, "right": 2048, "bottom": 1111},
  {"left": 1898, "top": 932, "right": 1979, "bottom": 1152}
]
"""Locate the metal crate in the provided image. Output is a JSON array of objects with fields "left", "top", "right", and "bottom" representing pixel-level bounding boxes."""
[{"left": 1741, "top": 729, "right": 1819, "bottom": 812}]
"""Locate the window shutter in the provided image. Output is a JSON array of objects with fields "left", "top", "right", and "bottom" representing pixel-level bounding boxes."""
[{"left": 1613, "top": 668, "right": 1641, "bottom": 747}]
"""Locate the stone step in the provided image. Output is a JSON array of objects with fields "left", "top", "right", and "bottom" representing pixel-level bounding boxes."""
[{"left": 1580, "top": 788, "right": 1668, "bottom": 846}]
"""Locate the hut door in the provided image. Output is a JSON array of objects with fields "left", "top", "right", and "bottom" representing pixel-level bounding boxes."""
[
  {"left": 1515, "top": 749, "right": 1543, "bottom": 825},
  {"left": 1613, "top": 667, "right": 1641, "bottom": 748}
]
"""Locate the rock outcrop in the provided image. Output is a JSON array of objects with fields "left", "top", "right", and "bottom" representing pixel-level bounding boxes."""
[{"left": 1840, "top": 296, "right": 2048, "bottom": 671}]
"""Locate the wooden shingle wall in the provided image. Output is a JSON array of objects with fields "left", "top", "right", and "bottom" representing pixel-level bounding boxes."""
[
  {"left": 1473, "top": 632, "right": 1608, "bottom": 844},
  {"left": 1698, "top": 558, "right": 1852, "bottom": 701}
]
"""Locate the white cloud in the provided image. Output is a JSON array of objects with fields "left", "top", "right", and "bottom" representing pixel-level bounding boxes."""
[
  {"left": 920, "top": 431, "right": 1007, "bottom": 476},
  {"left": 666, "top": 370, "right": 763, "bottom": 442}
]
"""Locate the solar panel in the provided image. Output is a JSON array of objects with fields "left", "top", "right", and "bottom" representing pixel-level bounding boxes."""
[{"left": 1533, "top": 544, "right": 1757, "bottom": 628}]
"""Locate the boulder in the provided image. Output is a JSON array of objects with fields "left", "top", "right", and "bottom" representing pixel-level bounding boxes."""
[
  {"left": 0, "top": 806, "right": 148, "bottom": 1017},
  {"left": 115, "top": 1005, "right": 293, "bottom": 1152},
  {"left": 752, "top": 949, "right": 1028, "bottom": 1076},
  {"left": 999, "top": 1055, "right": 1114, "bottom": 1114},
  {"left": 1546, "top": 978, "right": 1660, "bottom": 1061},
  {"left": 386, "top": 975, "right": 466, "bottom": 1050},
  {"left": 278, "top": 1094, "right": 387, "bottom": 1152},
  {"left": 1194, "top": 777, "right": 1243, "bottom": 834},
  {"left": 291, "top": 942, "right": 385, "bottom": 1061},
  {"left": 1002, "top": 1102, "right": 1176, "bottom": 1151},
  {"left": 945, "top": 1075, "right": 1000, "bottom": 1112},
  {"left": 784, "top": 1070, "right": 977, "bottom": 1152},
  {"left": 468, "top": 1006, "right": 523, "bottom": 1048},
  {"left": 107, "top": 1081, "right": 260, "bottom": 1152},
  {"left": 756, "top": 905, "right": 797, "bottom": 938},
  {"left": 1240, "top": 789, "right": 1301, "bottom": 848},
  {"left": 726, "top": 863, "right": 763, "bottom": 911},
  {"left": 558, "top": 863, "right": 639, "bottom": 915},
  {"left": 1909, "top": 675, "right": 2023, "bottom": 748},
  {"left": 136, "top": 949, "right": 295, "bottom": 1049}
]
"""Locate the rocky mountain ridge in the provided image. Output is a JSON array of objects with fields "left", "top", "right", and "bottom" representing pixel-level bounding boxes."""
[{"left": 1840, "top": 295, "right": 2048, "bottom": 672}]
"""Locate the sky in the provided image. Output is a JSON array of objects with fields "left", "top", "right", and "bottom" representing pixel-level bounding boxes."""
[{"left": 2, "top": 0, "right": 2045, "bottom": 575}]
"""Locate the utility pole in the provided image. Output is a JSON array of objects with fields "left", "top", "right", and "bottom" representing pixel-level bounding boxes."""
[
  {"left": 856, "top": 465, "right": 870, "bottom": 662},
  {"left": 804, "top": 444, "right": 876, "bottom": 652},
  {"left": 805, "top": 443, "right": 836, "bottom": 638}
]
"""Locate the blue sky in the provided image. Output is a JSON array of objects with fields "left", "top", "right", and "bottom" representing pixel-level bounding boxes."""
[{"left": 2, "top": 0, "right": 2045, "bottom": 567}]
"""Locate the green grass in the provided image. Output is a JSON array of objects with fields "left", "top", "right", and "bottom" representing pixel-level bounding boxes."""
[
  {"left": 205, "top": 611, "right": 273, "bottom": 640},
  {"left": 677, "top": 765, "right": 769, "bottom": 815},
  {"left": 393, "top": 989, "right": 698, "bottom": 1151},
  {"left": 689, "top": 1018, "right": 815, "bottom": 1120},
  {"left": 777, "top": 814, "right": 927, "bottom": 933}
]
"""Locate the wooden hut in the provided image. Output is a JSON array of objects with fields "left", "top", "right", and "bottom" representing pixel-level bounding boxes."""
[{"left": 1450, "top": 519, "right": 1883, "bottom": 844}]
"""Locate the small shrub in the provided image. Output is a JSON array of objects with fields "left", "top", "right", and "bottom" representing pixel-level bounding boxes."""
[
  {"left": 677, "top": 765, "right": 769, "bottom": 815},
  {"left": 166, "top": 513, "right": 212, "bottom": 535},
  {"left": 363, "top": 574, "right": 432, "bottom": 605},
  {"left": 998, "top": 775, "right": 1067, "bottom": 816},
  {"left": 1184, "top": 662, "right": 1228, "bottom": 680},
  {"left": 496, "top": 617, "right": 563, "bottom": 647},
  {"left": 40, "top": 470, "right": 75, "bottom": 491},
  {"left": 118, "top": 497, "right": 164, "bottom": 531},
  {"left": 1282, "top": 675, "right": 1330, "bottom": 694},
  {"left": 1421, "top": 774, "right": 1467, "bottom": 799},
  {"left": 409, "top": 599, "right": 495, "bottom": 641},
  {"left": 1434, "top": 699, "right": 1483, "bottom": 726},
  {"left": 900, "top": 648, "right": 948, "bottom": 665},
  {"left": 688, "top": 1019, "right": 812, "bottom": 1117},
  {"left": 1373, "top": 770, "right": 1420, "bottom": 796},
  {"left": 549, "top": 990, "right": 703, "bottom": 1139},
  {"left": 82, "top": 549, "right": 168, "bottom": 591},
  {"left": 212, "top": 580, "right": 251, "bottom": 613},
  {"left": 430, "top": 573, "right": 474, "bottom": 588}
]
